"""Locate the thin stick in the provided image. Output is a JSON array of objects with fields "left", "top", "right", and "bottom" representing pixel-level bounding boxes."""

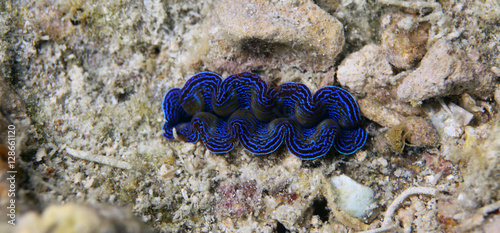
[
  {"left": 65, "top": 147, "right": 132, "bottom": 170},
  {"left": 382, "top": 187, "right": 438, "bottom": 227}
]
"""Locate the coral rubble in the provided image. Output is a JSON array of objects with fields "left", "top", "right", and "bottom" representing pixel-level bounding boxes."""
[{"left": 1, "top": 0, "right": 499, "bottom": 232}]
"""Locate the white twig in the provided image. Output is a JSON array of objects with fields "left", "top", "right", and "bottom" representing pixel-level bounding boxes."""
[
  {"left": 377, "top": 0, "right": 441, "bottom": 11},
  {"left": 382, "top": 187, "right": 438, "bottom": 227},
  {"left": 65, "top": 147, "right": 132, "bottom": 170},
  {"left": 479, "top": 200, "right": 500, "bottom": 215},
  {"left": 377, "top": 0, "right": 443, "bottom": 22},
  {"left": 358, "top": 186, "right": 438, "bottom": 233}
]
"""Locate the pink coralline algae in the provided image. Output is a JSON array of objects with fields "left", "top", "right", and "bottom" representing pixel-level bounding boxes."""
[
  {"left": 422, "top": 153, "right": 453, "bottom": 175},
  {"left": 216, "top": 180, "right": 261, "bottom": 218}
]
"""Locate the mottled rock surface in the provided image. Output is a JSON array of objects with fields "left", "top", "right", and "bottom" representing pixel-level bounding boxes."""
[
  {"left": 397, "top": 39, "right": 495, "bottom": 102},
  {"left": 358, "top": 97, "right": 405, "bottom": 127},
  {"left": 337, "top": 44, "right": 393, "bottom": 95},
  {"left": 380, "top": 13, "right": 430, "bottom": 69},
  {"left": 203, "top": 0, "right": 344, "bottom": 73}
]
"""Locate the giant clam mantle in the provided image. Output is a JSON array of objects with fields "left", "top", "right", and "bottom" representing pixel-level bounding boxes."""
[{"left": 162, "top": 71, "right": 367, "bottom": 160}]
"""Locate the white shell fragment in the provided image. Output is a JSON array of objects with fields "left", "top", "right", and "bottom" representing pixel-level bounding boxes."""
[
  {"left": 428, "top": 102, "right": 474, "bottom": 138},
  {"left": 329, "top": 175, "right": 375, "bottom": 218}
]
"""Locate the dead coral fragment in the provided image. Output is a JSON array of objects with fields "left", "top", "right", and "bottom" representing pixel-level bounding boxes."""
[
  {"left": 329, "top": 175, "right": 375, "bottom": 218},
  {"left": 321, "top": 177, "right": 368, "bottom": 231},
  {"left": 428, "top": 101, "right": 474, "bottom": 138},
  {"left": 397, "top": 39, "right": 495, "bottom": 102},
  {"left": 380, "top": 13, "right": 430, "bottom": 69}
]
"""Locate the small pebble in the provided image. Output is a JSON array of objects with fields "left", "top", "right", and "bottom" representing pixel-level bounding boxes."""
[{"left": 376, "top": 157, "right": 388, "bottom": 167}]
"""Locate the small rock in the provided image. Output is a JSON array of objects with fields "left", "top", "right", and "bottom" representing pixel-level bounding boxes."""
[
  {"left": 159, "top": 164, "right": 175, "bottom": 178},
  {"left": 394, "top": 168, "right": 404, "bottom": 177},
  {"left": 311, "top": 215, "right": 320, "bottom": 227},
  {"left": 398, "top": 207, "right": 415, "bottom": 231},
  {"left": 35, "top": 148, "right": 47, "bottom": 162},
  {"left": 337, "top": 44, "right": 393, "bottom": 95},
  {"left": 376, "top": 157, "right": 388, "bottom": 167},
  {"left": 422, "top": 153, "right": 453, "bottom": 175},
  {"left": 180, "top": 143, "right": 195, "bottom": 155},
  {"left": 204, "top": 0, "right": 344, "bottom": 72},
  {"left": 428, "top": 102, "right": 474, "bottom": 138},
  {"left": 357, "top": 97, "right": 405, "bottom": 127},
  {"left": 68, "top": 65, "right": 86, "bottom": 94},
  {"left": 448, "top": 103, "right": 474, "bottom": 126},
  {"left": 380, "top": 13, "right": 430, "bottom": 69},
  {"left": 425, "top": 174, "right": 437, "bottom": 185},
  {"left": 356, "top": 150, "right": 367, "bottom": 162},
  {"left": 397, "top": 39, "right": 495, "bottom": 102},
  {"left": 329, "top": 175, "right": 375, "bottom": 218},
  {"left": 404, "top": 116, "right": 439, "bottom": 147},
  {"left": 283, "top": 154, "right": 302, "bottom": 171}
]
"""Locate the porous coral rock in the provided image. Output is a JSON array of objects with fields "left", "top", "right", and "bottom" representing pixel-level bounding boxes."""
[
  {"left": 314, "top": 0, "right": 382, "bottom": 50},
  {"left": 356, "top": 87, "right": 429, "bottom": 130},
  {"left": 435, "top": 120, "right": 500, "bottom": 232},
  {"left": 337, "top": 43, "right": 429, "bottom": 130},
  {"left": 203, "top": 0, "right": 344, "bottom": 73},
  {"left": 337, "top": 44, "right": 393, "bottom": 95},
  {"left": 396, "top": 39, "right": 495, "bottom": 103},
  {"left": 380, "top": 13, "right": 430, "bottom": 69},
  {"left": 358, "top": 97, "right": 405, "bottom": 127}
]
